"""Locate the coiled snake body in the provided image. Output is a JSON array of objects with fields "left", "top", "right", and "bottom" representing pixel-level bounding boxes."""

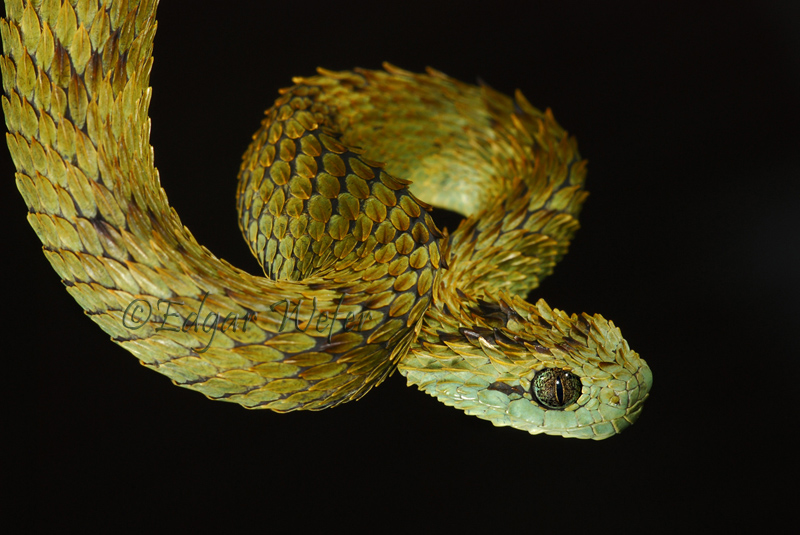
[{"left": 2, "top": 0, "right": 651, "bottom": 439}]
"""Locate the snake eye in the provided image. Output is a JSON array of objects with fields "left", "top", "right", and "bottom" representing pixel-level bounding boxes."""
[{"left": 532, "top": 369, "right": 581, "bottom": 409}]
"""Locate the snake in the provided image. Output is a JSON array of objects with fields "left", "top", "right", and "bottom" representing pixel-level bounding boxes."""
[{"left": 2, "top": 0, "right": 651, "bottom": 439}]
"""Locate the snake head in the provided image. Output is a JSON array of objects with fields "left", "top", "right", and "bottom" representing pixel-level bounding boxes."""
[{"left": 399, "top": 294, "right": 652, "bottom": 439}]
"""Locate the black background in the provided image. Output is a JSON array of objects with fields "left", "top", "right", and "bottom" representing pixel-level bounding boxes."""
[{"left": 5, "top": 0, "right": 798, "bottom": 530}]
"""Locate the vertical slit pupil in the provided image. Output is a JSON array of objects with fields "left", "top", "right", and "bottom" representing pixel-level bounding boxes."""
[{"left": 532, "top": 369, "right": 581, "bottom": 409}]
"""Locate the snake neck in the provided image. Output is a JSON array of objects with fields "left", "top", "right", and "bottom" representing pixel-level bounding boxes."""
[
  {"left": 438, "top": 105, "right": 588, "bottom": 300},
  {"left": 383, "top": 80, "right": 650, "bottom": 440}
]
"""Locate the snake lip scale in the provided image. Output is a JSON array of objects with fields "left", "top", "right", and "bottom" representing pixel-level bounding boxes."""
[{"left": 2, "top": 0, "right": 652, "bottom": 439}]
